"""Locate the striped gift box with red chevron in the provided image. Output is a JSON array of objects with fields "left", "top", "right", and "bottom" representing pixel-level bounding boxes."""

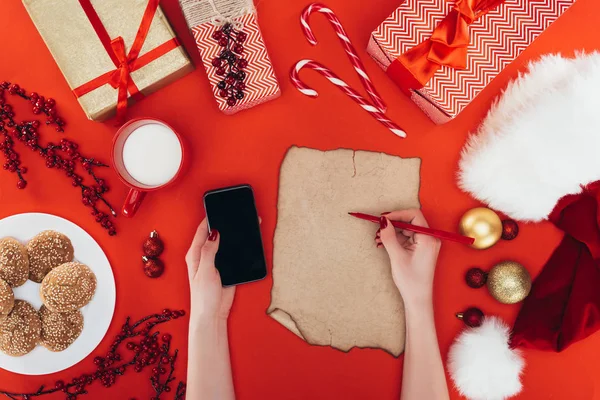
[
  {"left": 367, "top": 0, "right": 576, "bottom": 123},
  {"left": 191, "top": 13, "right": 280, "bottom": 115}
]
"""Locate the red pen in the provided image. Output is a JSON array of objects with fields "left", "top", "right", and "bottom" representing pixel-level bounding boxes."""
[{"left": 349, "top": 212, "right": 475, "bottom": 246}]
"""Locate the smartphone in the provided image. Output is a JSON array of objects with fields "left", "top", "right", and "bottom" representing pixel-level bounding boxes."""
[{"left": 203, "top": 185, "right": 267, "bottom": 286}]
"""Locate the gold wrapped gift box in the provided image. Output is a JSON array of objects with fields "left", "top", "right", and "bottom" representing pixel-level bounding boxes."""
[{"left": 24, "top": 0, "right": 194, "bottom": 121}]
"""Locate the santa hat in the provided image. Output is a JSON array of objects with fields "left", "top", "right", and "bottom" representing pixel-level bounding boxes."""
[{"left": 449, "top": 52, "right": 600, "bottom": 398}]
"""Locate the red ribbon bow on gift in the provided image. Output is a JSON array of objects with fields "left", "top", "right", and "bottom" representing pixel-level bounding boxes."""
[
  {"left": 72, "top": 0, "right": 180, "bottom": 123},
  {"left": 387, "top": 0, "right": 505, "bottom": 93}
]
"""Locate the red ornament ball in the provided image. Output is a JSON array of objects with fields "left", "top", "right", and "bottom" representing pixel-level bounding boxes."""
[
  {"left": 143, "top": 256, "right": 164, "bottom": 278},
  {"left": 143, "top": 231, "right": 164, "bottom": 258},
  {"left": 501, "top": 219, "right": 519, "bottom": 240},
  {"left": 465, "top": 267, "right": 488, "bottom": 288},
  {"left": 457, "top": 307, "right": 484, "bottom": 328}
]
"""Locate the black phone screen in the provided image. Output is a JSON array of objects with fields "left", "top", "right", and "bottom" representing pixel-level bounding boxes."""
[{"left": 204, "top": 185, "right": 267, "bottom": 286}]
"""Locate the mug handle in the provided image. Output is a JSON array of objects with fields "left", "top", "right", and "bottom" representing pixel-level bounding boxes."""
[{"left": 122, "top": 189, "right": 146, "bottom": 218}]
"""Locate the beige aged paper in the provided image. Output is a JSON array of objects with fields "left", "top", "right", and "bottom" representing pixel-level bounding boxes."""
[{"left": 268, "top": 147, "right": 421, "bottom": 356}]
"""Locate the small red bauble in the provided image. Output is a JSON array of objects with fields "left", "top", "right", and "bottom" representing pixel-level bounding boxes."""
[
  {"left": 465, "top": 267, "right": 488, "bottom": 288},
  {"left": 501, "top": 219, "right": 519, "bottom": 240},
  {"left": 225, "top": 75, "right": 236, "bottom": 85},
  {"left": 143, "top": 231, "right": 164, "bottom": 258},
  {"left": 142, "top": 256, "right": 164, "bottom": 278},
  {"left": 456, "top": 307, "right": 484, "bottom": 328}
]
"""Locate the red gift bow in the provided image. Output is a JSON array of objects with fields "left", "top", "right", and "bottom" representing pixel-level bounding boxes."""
[
  {"left": 72, "top": 0, "right": 180, "bottom": 123},
  {"left": 386, "top": 0, "right": 505, "bottom": 94}
]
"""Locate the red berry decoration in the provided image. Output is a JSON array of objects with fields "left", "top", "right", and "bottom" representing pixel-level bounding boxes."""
[
  {"left": 210, "top": 23, "right": 248, "bottom": 107},
  {"left": 0, "top": 311, "right": 187, "bottom": 399},
  {"left": 0, "top": 82, "right": 116, "bottom": 235},
  {"left": 465, "top": 267, "right": 488, "bottom": 289},
  {"left": 143, "top": 230, "right": 164, "bottom": 258},
  {"left": 501, "top": 219, "right": 519, "bottom": 240},
  {"left": 143, "top": 256, "right": 164, "bottom": 278},
  {"left": 456, "top": 307, "right": 484, "bottom": 328}
]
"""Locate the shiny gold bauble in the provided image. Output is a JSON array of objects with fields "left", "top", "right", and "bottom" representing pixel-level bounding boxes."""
[
  {"left": 487, "top": 261, "right": 532, "bottom": 304},
  {"left": 458, "top": 207, "right": 503, "bottom": 250}
]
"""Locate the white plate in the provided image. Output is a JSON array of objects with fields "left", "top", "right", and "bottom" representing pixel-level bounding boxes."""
[{"left": 0, "top": 213, "right": 116, "bottom": 375}]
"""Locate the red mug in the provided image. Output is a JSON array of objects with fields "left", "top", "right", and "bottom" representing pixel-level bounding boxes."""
[{"left": 112, "top": 118, "right": 185, "bottom": 217}]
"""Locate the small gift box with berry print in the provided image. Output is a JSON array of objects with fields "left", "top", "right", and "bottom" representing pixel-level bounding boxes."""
[{"left": 179, "top": 0, "right": 280, "bottom": 114}]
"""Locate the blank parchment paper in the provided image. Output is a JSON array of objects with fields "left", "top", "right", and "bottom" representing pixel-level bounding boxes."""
[{"left": 267, "top": 147, "right": 421, "bottom": 356}]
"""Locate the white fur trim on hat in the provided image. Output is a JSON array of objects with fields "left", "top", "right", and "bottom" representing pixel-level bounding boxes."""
[
  {"left": 459, "top": 53, "right": 600, "bottom": 222},
  {"left": 448, "top": 317, "right": 524, "bottom": 400}
]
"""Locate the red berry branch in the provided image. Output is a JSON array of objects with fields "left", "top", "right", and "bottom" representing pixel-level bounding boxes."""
[
  {"left": 0, "top": 81, "right": 117, "bottom": 235},
  {"left": 0, "top": 309, "right": 187, "bottom": 400},
  {"left": 211, "top": 23, "right": 249, "bottom": 107}
]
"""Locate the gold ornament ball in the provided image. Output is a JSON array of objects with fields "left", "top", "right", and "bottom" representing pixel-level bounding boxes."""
[
  {"left": 487, "top": 261, "right": 532, "bottom": 304},
  {"left": 459, "top": 207, "right": 503, "bottom": 250}
]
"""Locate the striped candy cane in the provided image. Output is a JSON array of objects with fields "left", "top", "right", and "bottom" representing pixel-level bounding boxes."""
[
  {"left": 291, "top": 60, "right": 406, "bottom": 138},
  {"left": 300, "top": 3, "right": 386, "bottom": 113}
]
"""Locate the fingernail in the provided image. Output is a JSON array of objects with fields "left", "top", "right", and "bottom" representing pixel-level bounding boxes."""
[
  {"left": 380, "top": 216, "right": 388, "bottom": 229},
  {"left": 377, "top": 243, "right": 383, "bottom": 248},
  {"left": 381, "top": 212, "right": 391, "bottom": 215},
  {"left": 208, "top": 229, "right": 219, "bottom": 241}
]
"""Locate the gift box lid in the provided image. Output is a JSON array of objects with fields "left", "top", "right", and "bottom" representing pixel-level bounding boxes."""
[
  {"left": 23, "top": 0, "right": 194, "bottom": 121},
  {"left": 180, "top": 0, "right": 280, "bottom": 114},
  {"left": 370, "top": 0, "right": 576, "bottom": 120}
]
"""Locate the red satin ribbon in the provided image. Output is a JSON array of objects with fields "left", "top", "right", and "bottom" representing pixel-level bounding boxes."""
[
  {"left": 386, "top": 0, "right": 505, "bottom": 94},
  {"left": 72, "top": 0, "right": 180, "bottom": 122}
]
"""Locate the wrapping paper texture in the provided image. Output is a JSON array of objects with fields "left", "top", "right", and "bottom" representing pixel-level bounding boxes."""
[
  {"left": 181, "top": 1, "right": 280, "bottom": 114},
  {"left": 268, "top": 147, "right": 421, "bottom": 356},
  {"left": 368, "top": 0, "right": 576, "bottom": 123},
  {"left": 23, "top": 0, "right": 193, "bottom": 121}
]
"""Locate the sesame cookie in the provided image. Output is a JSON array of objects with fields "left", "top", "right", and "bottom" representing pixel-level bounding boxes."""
[
  {"left": 0, "top": 279, "right": 14, "bottom": 320},
  {"left": 0, "top": 300, "right": 41, "bottom": 356},
  {"left": 39, "top": 305, "right": 84, "bottom": 352},
  {"left": 40, "top": 262, "right": 96, "bottom": 313},
  {"left": 27, "top": 230, "right": 74, "bottom": 283},
  {"left": 0, "top": 237, "right": 29, "bottom": 287}
]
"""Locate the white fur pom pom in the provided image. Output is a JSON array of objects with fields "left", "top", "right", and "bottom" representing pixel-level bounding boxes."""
[{"left": 448, "top": 317, "right": 525, "bottom": 400}]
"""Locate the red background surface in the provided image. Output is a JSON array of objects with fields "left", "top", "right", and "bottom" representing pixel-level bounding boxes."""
[{"left": 0, "top": 0, "right": 599, "bottom": 398}]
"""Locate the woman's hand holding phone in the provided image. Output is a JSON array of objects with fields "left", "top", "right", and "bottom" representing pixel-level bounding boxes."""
[
  {"left": 185, "top": 218, "right": 236, "bottom": 400},
  {"left": 185, "top": 218, "right": 235, "bottom": 325}
]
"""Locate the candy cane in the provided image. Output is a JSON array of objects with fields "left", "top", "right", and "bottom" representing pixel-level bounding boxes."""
[
  {"left": 300, "top": 3, "right": 386, "bottom": 113},
  {"left": 291, "top": 60, "right": 406, "bottom": 138}
]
